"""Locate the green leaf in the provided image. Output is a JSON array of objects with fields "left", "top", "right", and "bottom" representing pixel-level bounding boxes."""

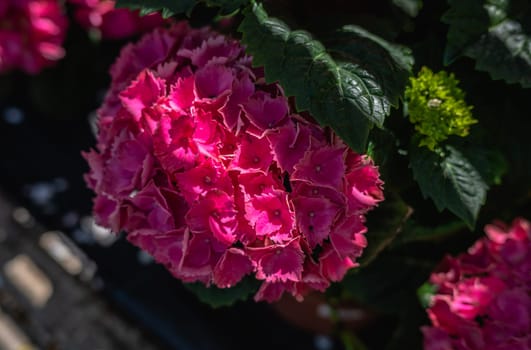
[
  {"left": 115, "top": 0, "right": 249, "bottom": 17},
  {"left": 341, "top": 331, "right": 368, "bottom": 350},
  {"left": 115, "top": 0, "right": 196, "bottom": 17},
  {"left": 342, "top": 255, "right": 432, "bottom": 314},
  {"left": 398, "top": 220, "right": 467, "bottom": 243},
  {"left": 343, "top": 255, "right": 429, "bottom": 348},
  {"left": 460, "top": 146, "right": 507, "bottom": 186},
  {"left": 366, "top": 128, "right": 397, "bottom": 170},
  {"left": 239, "top": 3, "right": 396, "bottom": 152},
  {"left": 183, "top": 276, "right": 260, "bottom": 308},
  {"left": 417, "top": 282, "right": 437, "bottom": 308},
  {"left": 410, "top": 144, "right": 489, "bottom": 228},
  {"left": 441, "top": 0, "right": 490, "bottom": 62},
  {"left": 392, "top": 0, "right": 423, "bottom": 17},
  {"left": 328, "top": 25, "right": 414, "bottom": 107},
  {"left": 205, "top": 0, "right": 249, "bottom": 15},
  {"left": 384, "top": 299, "right": 425, "bottom": 350},
  {"left": 442, "top": 0, "right": 531, "bottom": 88},
  {"left": 360, "top": 192, "right": 412, "bottom": 266}
]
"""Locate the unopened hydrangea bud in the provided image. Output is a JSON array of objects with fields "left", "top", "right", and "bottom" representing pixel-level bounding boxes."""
[{"left": 405, "top": 67, "right": 477, "bottom": 150}]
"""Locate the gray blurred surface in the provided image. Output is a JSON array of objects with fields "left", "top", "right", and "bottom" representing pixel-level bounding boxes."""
[{"left": 0, "top": 190, "right": 163, "bottom": 350}]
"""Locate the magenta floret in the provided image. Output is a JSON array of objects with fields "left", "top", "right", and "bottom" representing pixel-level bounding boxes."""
[{"left": 84, "top": 23, "right": 384, "bottom": 302}]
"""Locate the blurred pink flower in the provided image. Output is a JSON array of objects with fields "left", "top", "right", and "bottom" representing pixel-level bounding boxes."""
[
  {"left": 0, "top": 0, "right": 67, "bottom": 74},
  {"left": 68, "top": 0, "right": 163, "bottom": 40},
  {"left": 423, "top": 218, "right": 531, "bottom": 350}
]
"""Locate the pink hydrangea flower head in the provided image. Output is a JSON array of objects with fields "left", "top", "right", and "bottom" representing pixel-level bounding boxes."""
[
  {"left": 68, "top": 0, "right": 164, "bottom": 40},
  {"left": 0, "top": 0, "right": 67, "bottom": 74},
  {"left": 84, "top": 23, "right": 384, "bottom": 303},
  {"left": 423, "top": 218, "right": 531, "bottom": 349}
]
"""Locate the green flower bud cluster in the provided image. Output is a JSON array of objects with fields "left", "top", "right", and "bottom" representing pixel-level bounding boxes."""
[{"left": 405, "top": 67, "right": 476, "bottom": 150}]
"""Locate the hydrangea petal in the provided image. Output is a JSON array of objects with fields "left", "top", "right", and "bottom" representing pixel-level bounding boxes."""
[
  {"left": 187, "top": 35, "right": 243, "bottom": 68},
  {"left": 242, "top": 91, "right": 288, "bottom": 132},
  {"left": 101, "top": 130, "right": 153, "bottom": 197},
  {"left": 292, "top": 182, "right": 346, "bottom": 206},
  {"left": 124, "top": 181, "right": 175, "bottom": 232},
  {"left": 175, "top": 159, "right": 232, "bottom": 202},
  {"left": 293, "top": 260, "right": 330, "bottom": 301},
  {"left": 169, "top": 74, "right": 195, "bottom": 113},
  {"left": 220, "top": 73, "right": 255, "bottom": 130},
  {"left": 291, "top": 146, "right": 346, "bottom": 189},
  {"left": 119, "top": 70, "right": 166, "bottom": 120},
  {"left": 153, "top": 113, "right": 197, "bottom": 174},
  {"left": 330, "top": 215, "right": 367, "bottom": 259},
  {"left": 319, "top": 244, "right": 357, "bottom": 282},
  {"left": 239, "top": 172, "right": 282, "bottom": 197},
  {"left": 247, "top": 238, "right": 304, "bottom": 283},
  {"left": 231, "top": 134, "right": 273, "bottom": 174},
  {"left": 128, "top": 228, "right": 187, "bottom": 268},
  {"left": 254, "top": 281, "right": 292, "bottom": 303},
  {"left": 266, "top": 121, "right": 311, "bottom": 173},
  {"left": 93, "top": 194, "right": 120, "bottom": 232},
  {"left": 193, "top": 110, "right": 223, "bottom": 158},
  {"left": 245, "top": 190, "right": 294, "bottom": 242},
  {"left": 213, "top": 248, "right": 253, "bottom": 288},
  {"left": 194, "top": 64, "right": 234, "bottom": 100},
  {"left": 345, "top": 156, "right": 384, "bottom": 212},
  {"left": 186, "top": 190, "right": 237, "bottom": 245},
  {"left": 292, "top": 196, "right": 339, "bottom": 248}
]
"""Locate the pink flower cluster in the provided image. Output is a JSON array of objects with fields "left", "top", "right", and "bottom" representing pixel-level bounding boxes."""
[
  {"left": 84, "top": 23, "right": 384, "bottom": 302},
  {"left": 422, "top": 218, "right": 531, "bottom": 350},
  {"left": 68, "top": 0, "right": 163, "bottom": 40},
  {"left": 0, "top": 0, "right": 67, "bottom": 74}
]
